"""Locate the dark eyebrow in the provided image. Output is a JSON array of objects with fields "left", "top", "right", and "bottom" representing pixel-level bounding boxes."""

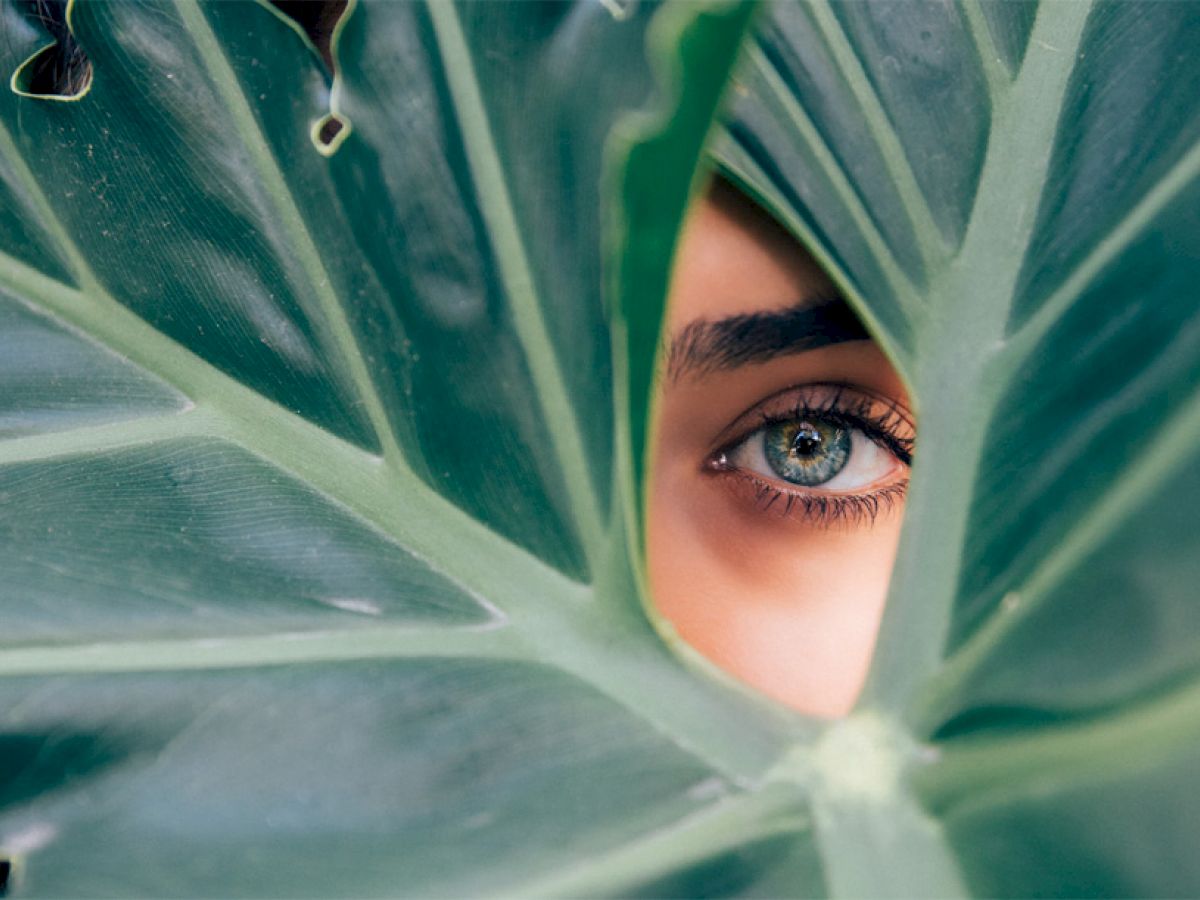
[{"left": 665, "top": 294, "right": 869, "bottom": 382}]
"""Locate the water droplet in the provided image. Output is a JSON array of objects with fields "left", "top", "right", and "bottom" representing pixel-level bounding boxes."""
[
  {"left": 322, "top": 597, "right": 383, "bottom": 616},
  {"left": 598, "top": 0, "right": 635, "bottom": 22}
]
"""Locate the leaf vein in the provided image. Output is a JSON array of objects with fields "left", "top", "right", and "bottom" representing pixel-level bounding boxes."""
[{"left": 424, "top": 1, "right": 606, "bottom": 561}]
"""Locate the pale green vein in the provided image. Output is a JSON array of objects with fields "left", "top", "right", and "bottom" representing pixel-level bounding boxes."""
[
  {"left": 1006, "top": 138, "right": 1200, "bottom": 366},
  {"left": 0, "top": 111, "right": 404, "bottom": 501},
  {"left": 0, "top": 4, "right": 797, "bottom": 787},
  {"left": 746, "top": 45, "right": 922, "bottom": 316},
  {"left": 0, "top": 253, "right": 786, "bottom": 781},
  {"left": 509, "top": 785, "right": 812, "bottom": 899},
  {"left": 921, "top": 375, "right": 1200, "bottom": 724},
  {"left": 961, "top": 0, "right": 1012, "bottom": 97},
  {"left": 512, "top": 596, "right": 800, "bottom": 781},
  {"left": 809, "top": 0, "right": 946, "bottom": 268},
  {"left": 0, "top": 250, "right": 376, "bottom": 487},
  {"left": 864, "top": 0, "right": 1095, "bottom": 712},
  {"left": 0, "top": 407, "right": 213, "bottom": 465},
  {"left": 0, "top": 103, "right": 588, "bottom": 620},
  {"left": 0, "top": 250, "right": 580, "bottom": 625},
  {"left": 0, "top": 118, "right": 96, "bottom": 291},
  {"left": 0, "top": 251, "right": 371, "bottom": 467},
  {"left": 919, "top": 669, "right": 1200, "bottom": 814},
  {"left": 175, "top": 0, "right": 405, "bottom": 472},
  {"left": 0, "top": 624, "right": 523, "bottom": 677},
  {"left": 424, "top": 1, "right": 606, "bottom": 561}
]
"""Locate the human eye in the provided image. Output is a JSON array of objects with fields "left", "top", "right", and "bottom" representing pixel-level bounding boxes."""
[{"left": 705, "top": 383, "right": 915, "bottom": 526}]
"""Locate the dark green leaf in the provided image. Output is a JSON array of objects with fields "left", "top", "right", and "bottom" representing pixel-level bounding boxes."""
[
  {"left": 3, "top": 0, "right": 1198, "bottom": 895},
  {"left": 0, "top": 1, "right": 821, "bottom": 895},
  {"left": 718, "top": 0, "right": 1200, "bottom": 894}
]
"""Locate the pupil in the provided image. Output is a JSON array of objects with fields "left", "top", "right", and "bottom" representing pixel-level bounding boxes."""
[{"left": 792, "top": 423, "right": 823, "bottom": 457}]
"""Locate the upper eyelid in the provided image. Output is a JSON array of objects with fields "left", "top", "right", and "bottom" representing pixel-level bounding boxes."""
[{"left": 710, "top": 382, "right": 915, "bottom": 454}]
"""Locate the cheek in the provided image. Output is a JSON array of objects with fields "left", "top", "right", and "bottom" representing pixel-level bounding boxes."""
[{"left": 646, "top": 466, "right": 904, "bottom": 717}]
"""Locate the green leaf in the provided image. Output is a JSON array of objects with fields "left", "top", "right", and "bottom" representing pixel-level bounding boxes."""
[
  {"left": 2, "top": 0, "right": 1198, "bottom": 896},
  {"left": 0, "top": 0, "right": 818, "bottom": 896},
  {"left": 717, "top": 0, "right": 1200, "bottom": 894}
]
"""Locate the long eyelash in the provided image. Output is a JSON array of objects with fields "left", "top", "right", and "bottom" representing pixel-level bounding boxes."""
[
  {"left": 747, "top": 477, "right": 909, "bottom": 528},
  {"left": 754, "top": 384, "right": 914, "bottom": 465}
]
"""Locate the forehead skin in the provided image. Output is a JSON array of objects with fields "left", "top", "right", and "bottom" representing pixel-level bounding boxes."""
[{"left": 665, "top": 179, "right": 835, "bottom": 330}]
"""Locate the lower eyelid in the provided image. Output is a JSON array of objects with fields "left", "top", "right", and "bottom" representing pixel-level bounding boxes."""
[{"left": 706, "top": 466, "right": 909, "bottom": 528}]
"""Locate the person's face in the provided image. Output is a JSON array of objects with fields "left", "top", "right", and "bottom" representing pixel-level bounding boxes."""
[{"left": 647, "top": 180, "right": 914, "bottom": 717}]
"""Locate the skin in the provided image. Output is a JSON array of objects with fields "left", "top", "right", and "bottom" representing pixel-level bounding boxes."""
[{"left": 646, "top": 179, "right": 913, "bottom": 717}]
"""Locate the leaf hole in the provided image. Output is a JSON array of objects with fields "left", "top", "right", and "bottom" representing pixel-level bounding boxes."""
[
  {"left": 318, "top": 114, "right": 344, "bottom": 146},
  {"left": 0, "top": 858, "right": 11, "bottom": 896},
  {"left": 269, "top": 0, "right": 346, "bottom": 70},
  {"left": 311, "top": 112, "right": 350, "bottom": 156},
  {"left": 11, "top": 0, "right": 91, "bottom": 100},
  {"left": 599, "top": 0, "right": 637, "bottom": 22}
]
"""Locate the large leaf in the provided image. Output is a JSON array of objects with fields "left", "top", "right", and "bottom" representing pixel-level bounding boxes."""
[
  {"left": 716, "top": 0, "right": 1200, "bottom": 894},
  {"left": 0, "top": 1, "right": 818, "bottom": 896},
  {"left": 2, "top": 0, "right": 1198, "bottom": 897}
]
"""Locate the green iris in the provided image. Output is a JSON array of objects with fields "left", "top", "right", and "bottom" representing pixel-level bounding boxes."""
[{"left": 763, "top": 419, "right": 851, "bottom": 486}]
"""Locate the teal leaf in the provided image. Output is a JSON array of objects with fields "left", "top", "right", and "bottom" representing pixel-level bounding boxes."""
[
  {"left": 718, "top": 0, "right": 1200, "bottom": 894},
  {"left": 3, "top": 0, "right": 1198, "bottom": 894},
  {"left": 0, "top": 1, "right": 820, "bottom": 896}
]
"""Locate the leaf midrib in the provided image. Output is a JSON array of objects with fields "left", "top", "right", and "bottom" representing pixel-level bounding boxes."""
[
  {"left": 917, "top": 30, "right": 1200, "bottom": 724},
  {"left": 863, "top": 0, "right": 1097, "bottom": 712}
]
